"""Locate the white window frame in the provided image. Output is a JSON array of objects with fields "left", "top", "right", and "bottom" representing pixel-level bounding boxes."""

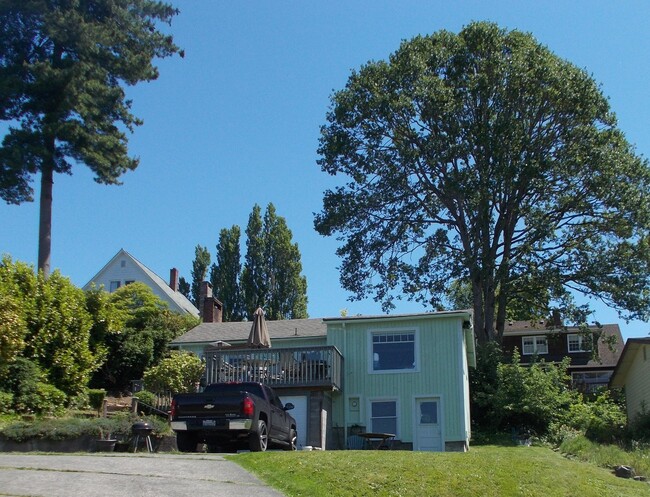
[
  {"left": 571, "top": 371, "right": 612, "bottom": 392},
  {"left": 522, "top": 336, "right": 548, "bottom": 355},
  {"left": 109, "top": 280, "right": 121, "bottom": 292},
  {"left": 567, "top": 333, "right": 590, "bottom": 353},
  {"left": 368, "top": 327, "right": 419, "bottom": 374},
  {"left": 368, "top": 397, "right": 399, "bottom": 437}
]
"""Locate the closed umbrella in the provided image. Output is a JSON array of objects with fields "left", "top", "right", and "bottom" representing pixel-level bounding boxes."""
[{"left": 247, "top": 307, "right": 271, "bottom": 348}]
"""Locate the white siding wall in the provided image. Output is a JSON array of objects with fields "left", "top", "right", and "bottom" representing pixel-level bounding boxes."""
[{"left": 89, "top": 256, "right": 185, "bottom": 314}]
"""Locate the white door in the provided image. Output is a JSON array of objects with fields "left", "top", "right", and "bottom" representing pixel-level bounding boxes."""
[
  {"left": 281, "top": 395, "right": 307, "bottom": 449},
  {"left": 414, "top": 398, "right": 443, "bottom": 451}
]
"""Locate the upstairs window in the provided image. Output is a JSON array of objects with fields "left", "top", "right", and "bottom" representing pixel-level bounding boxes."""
[
  {"left": 109, "top": 280, "right": 121, "bottom": 292},
  {"left": 522, "top": 336, "right": 548, "bottom": 355},
  {"left": 371, "top": 331, "right": 416, "bottom": 372},
  {"left": 568, "top": 334, "right": 591, "bottom": 353}
]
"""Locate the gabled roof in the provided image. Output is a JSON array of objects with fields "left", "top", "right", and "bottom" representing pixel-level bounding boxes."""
[
  {"left": 171, "top": 318, "right": 327, "bottom": 346},
  {"left": 609, "top": 337, "right": 650, "bottom": 387},
  {"left": 83, "top": 248, "right": 199, "bottom": 317}
]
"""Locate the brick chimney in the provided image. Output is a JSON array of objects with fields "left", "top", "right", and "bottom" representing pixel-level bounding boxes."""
[
  {"left": 199, "top": 281, "right": 223, "bottom": 323},
  {"left": 169, "top": 268, "right": 179, "bottom": 292}
]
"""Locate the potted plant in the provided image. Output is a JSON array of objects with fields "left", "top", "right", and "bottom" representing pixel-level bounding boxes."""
[{"left": 93, "top": 427, "right": 117, "bottom": 452}]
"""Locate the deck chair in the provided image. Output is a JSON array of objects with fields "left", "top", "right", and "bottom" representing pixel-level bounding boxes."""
[{"left": 346, "top": 434, "right": 366, "bottom": 450}]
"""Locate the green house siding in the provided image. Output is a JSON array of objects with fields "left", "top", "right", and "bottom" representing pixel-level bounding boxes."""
[
  {"left": 327, "top": 314, "right": 471, "bottom": 447},
  {"left": 176, "top": 336, "right": 326, "bottom": 358}
]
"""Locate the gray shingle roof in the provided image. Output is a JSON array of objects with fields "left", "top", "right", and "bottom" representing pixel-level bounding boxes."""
[{"left": 171, "top": 318, "right": 327, "bottom": 346}]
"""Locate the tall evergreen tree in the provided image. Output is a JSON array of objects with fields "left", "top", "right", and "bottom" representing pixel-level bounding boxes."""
[
  {"left": 190, "top": 245, "right": 210, "bottom": 308},
  {"left": 210, "top": 226, "right": 244, "bottom": 321},
  {"left": 263, "top": 204, "right": 308, "bottom": 320},
  {"left": 241, "top": 203, "right": 308, "bottom": 320},
  {"left": 178, "top": 276, "right": 191, "bottom": 300},
  {"left": 241, "top": 205, "right": 266, "bottom": 318},
  {"left": 0, "top": 0, "right": 181, "bottom": 277}
]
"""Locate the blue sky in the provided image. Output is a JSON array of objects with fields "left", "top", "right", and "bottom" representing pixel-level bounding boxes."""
[{"left": 1, "top": 1, "right": 649, "bottom": 341}]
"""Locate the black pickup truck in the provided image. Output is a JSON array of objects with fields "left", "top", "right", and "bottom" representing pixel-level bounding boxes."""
[{"left": 169, "top": 382, "right": 297, "bottom": 452}]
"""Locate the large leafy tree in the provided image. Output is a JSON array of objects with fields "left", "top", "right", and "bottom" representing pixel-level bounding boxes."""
[
  {"left": 0, "top": 0, "right": 181, "bottom": 277},
  {"left": 315, "top": 22, "right": 650, "bottom": 343},
  {"left": 91, "top": 281, "right": 196, "bottom": 391},
  {"left": 0, "top": 256, "right": 97, "bottom": 398},
  {"left": 210, "top": 225, "right": 244, "bottom": 321}
]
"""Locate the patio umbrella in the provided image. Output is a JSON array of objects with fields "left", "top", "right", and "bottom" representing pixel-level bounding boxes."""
[{"left": 247, "top": 307, "right": 271, "bottom": 348}]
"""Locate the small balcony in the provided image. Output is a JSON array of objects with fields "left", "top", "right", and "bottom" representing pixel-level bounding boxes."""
[{"left": 203, "top": 345, "right": 343, "bottom": 391}]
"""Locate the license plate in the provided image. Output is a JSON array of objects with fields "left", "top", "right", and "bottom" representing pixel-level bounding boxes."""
[{"left": 202, "top": 419, "right": 216, "bottom": 427}]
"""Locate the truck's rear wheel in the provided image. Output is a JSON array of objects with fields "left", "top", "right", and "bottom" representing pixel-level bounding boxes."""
[
  {"left": 249, "top": 420, "right": 268, "bottom": 452},
  {"left": 176, "top": 432, "right": 197, "bottom": 452}
]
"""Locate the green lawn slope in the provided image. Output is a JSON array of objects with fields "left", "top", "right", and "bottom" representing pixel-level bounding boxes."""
[{"left": 231, "top": 445, "right": 649, "bottom": 497}]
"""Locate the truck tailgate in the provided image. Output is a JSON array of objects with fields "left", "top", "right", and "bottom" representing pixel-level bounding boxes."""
[{"left": 173, "top": 392, "right": 243, "bottom": 419}]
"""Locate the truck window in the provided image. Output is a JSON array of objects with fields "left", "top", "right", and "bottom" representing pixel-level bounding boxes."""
[{"left": 204, "top": 382, "right": 264, "bottom": 398}]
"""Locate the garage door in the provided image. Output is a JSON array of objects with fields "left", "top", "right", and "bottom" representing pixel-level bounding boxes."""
[{"left": 280, "top": 395, "right": 307, "bottom": 449}]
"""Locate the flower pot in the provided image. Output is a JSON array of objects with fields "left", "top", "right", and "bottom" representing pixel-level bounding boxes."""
[{"left": 93, "top": 439, "right": 117, "bottom": 452}]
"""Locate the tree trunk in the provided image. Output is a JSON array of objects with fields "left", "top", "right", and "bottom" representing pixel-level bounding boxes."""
[
  {"left": 472, "top": 278, "right": 488, "bottom": 344},
  {"left": 38, "top": 163, "right": 54, "bottom": 278}
]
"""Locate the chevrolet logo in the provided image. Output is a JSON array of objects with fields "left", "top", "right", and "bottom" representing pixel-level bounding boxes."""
[{"left": 204, "top": 404, "right": 215, "bottom": 409}]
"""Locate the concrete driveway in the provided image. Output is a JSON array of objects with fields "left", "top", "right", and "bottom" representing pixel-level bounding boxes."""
[{"left": 0, "top": 453, "right": 285, "bottom": 497}]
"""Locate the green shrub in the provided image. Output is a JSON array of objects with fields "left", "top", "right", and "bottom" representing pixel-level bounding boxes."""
[
  {"left": 564, "top": 391, "right": 626, "bottom": 443},
  {"left": 0, "top": 413, "right": 170, "bottom": 443},
  {"left": 30, "top": 383, "right": 67, "bottom": 415},
  {"left": 67, "top": 390, "right": 90, "bottom": 411},
  {"left": 0, "top": 391, "right": 14, "bottom": 414},
  {"left": 629, "top": 405, "right": 650, "bottom": 442},
  {"left": 545, "top": 423, "right": 583, "bottom": 447},
  {"left": 6, "top": 358, "right": 41, "bottom": 400},
  {"left": 6, "top": 358, "right": 65, "bottom": 414},
  {"left": 492, "top": 349, "right": 577, "bottom": 435},
  {"left": 143, "top": 350, "right": 204, "bottom": 394},
  {"left": 87, "top": 389, "right": 106, "bottom": 412},
  {"left": 469, "top": 342, "right": 503, "bottom": 430},
  {"left": 134, "top": 390, "right": 156, "bottom": 406}
]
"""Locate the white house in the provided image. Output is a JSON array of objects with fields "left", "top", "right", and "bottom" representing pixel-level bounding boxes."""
[{"left": 83, "top": 248, "right": 199, "bottom": 317}]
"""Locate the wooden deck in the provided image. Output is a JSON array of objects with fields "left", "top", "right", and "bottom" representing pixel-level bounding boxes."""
[{"left": 203, "top": 345, "right": 343, "bottom": 391}]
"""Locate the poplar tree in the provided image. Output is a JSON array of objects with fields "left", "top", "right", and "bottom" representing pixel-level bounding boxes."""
[
  {"left": 241, "top": 205, "right": 266, "bottom": 318},
  {"left": 190, "top": 245, "right": 210, "bottom": 308},
  {"left": 263, "top": 204, "right": 308, "bottom": 320},
  {"left": 210, "top": 226, "right": 244, "bottom": 321},
  {"left": 0, "top": 0, "right": 181, "bottom": 277},
  {"left": 242, "top": 203, "right": 308, "bottom": 320}
]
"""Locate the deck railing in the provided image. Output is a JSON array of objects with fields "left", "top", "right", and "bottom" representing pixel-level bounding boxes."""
[{"left": 203, "top": 345, "right": 343, "bottom": 391}]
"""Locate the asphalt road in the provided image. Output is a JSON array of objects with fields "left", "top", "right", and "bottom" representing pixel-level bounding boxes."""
[{"left": 0, "top": 453, "right": 285, "bottom": 497}]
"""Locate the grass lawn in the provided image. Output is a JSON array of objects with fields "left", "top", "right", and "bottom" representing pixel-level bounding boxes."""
[{"left": 230, "top": 445, "right": 650, "bottom": 497}]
